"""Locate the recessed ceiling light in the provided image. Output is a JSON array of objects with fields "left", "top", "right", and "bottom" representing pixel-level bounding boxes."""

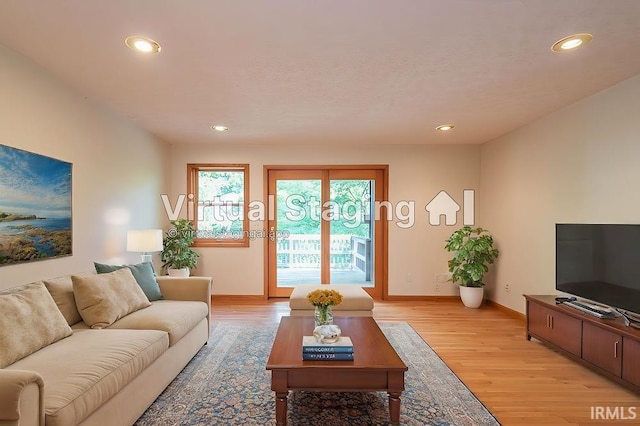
[
  {"left": 551, "top": 33, "right": 593, "bottom": 52},
  {"left": 435, "top": 124, "right": 455, "bottom": 132},
  {"left": 211, "top": 125, "right": 229, "bottom": 132},
  {"left": 125, "top": 36, "right": 161, "bottom": 54}
]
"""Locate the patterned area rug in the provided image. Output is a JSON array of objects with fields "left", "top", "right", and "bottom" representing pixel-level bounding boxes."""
[{"left": 136, "top": 321, "right": 498, "bottom": 425}]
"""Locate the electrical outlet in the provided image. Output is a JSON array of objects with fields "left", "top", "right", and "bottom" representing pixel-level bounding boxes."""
[
  {"left": 407, "top": 273, "right": 414, "bottom": 283},
  {"left": 434, "top": 282, "right": 440, "bottom": 293},
  {"left": 505, "top": 283, "right": 511, "bottom": 293},
  {"left": 435, "top": 273, "right": 451, "bottom": 283}
]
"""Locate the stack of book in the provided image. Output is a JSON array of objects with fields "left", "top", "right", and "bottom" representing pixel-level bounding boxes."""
[{"left": 302, "top": 336, "right": 354, "bottom": 360}]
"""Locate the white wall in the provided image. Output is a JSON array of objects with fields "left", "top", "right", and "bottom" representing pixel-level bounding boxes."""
[
  {"left": 169, "top": 144, "right": 480, "bottom": 296},
  {"left": 0, "top": 44, "right": 170, "bottom": 290},
  {"left": 480, "top": 73, "right": 640, "bottom": 313}
]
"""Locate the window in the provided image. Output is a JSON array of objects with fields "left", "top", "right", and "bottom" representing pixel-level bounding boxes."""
[{"left": 187, "top": 164, "right": 249, "bottom": 247}]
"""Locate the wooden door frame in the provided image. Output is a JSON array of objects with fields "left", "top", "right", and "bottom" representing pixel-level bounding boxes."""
[{"left": 263, "top": 164, "right": 389, "bottom": 300}]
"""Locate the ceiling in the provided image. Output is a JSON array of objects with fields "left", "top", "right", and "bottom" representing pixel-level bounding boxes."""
[{"left": 1, "top": 0, "right": 639, "bottom": 146}]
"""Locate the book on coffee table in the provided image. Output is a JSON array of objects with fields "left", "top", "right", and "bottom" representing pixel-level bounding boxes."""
[
  {"left": 302, "top": 352, "right": 354, "bottom": 361},
  {"left": 302, "top": 336, "right": 354, "bottom": 360}
]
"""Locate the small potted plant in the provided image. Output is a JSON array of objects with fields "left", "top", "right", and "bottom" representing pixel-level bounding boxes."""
[
  {"left": 444, "top": 226, "right": 499, "bottom": 308},
  {"left": 161, "top": 219, "right": 199, "bottom": 277}
]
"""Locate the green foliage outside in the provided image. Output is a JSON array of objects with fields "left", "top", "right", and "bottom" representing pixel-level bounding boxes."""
[
  {"left": 198, "top": 171, "right": 245, "bottom": 202},
  {"left": 198, "top": 171, "right": 244, "bottom": 235},
  {"left": 195, "top": 173, "right": 373, "bottom": 238},
  {"left": 277, "top": 179, "right": 371, "bottom": 237}
]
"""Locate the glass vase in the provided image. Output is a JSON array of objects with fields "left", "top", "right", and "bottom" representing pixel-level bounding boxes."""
[{"left": 314, "top": 304, "right": 333, "bottom": 326}]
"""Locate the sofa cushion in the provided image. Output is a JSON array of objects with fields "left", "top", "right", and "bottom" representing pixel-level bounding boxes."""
[
  {"left": 6, "top": 328, "right": 168, "bottom": 426},
  {"left": 0, "top": 282, "right": 73, "bottom": 368},
  {"left": 72, "top": 268, "right": 151, "bottom": 329},
  {"left": 94, "top": 261, "right": 163, "bottom": 301},
  {"left": 43, "top": 274, "right": 94, "bottom": 325},
  {"left": 108, "top": 300, "right": 209, "bottom": 346}
]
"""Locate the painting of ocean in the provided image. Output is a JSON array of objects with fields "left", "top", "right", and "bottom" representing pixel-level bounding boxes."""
[{"left": 0, "top": 145, "right": 72, "bottom": 265}]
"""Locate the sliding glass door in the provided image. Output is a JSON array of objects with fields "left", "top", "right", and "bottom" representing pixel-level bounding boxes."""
[{"left": 266, "top": 167, "right": 386, "bottom": 298}]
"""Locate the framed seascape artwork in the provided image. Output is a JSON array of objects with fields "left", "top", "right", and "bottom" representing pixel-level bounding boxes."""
[{"left": 0, "top": 144, "right": 72, "bottom": 265}]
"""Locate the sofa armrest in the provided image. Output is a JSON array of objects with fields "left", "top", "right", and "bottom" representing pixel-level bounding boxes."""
[
  {"left": 156, "top": 276, "right": 212, "bottom": 333},
  {"left": 0, "top": 369, "right": 44, "bottom": 426},
  {"left": 156, "top": 276, "right": 212, "bottom": 302}
]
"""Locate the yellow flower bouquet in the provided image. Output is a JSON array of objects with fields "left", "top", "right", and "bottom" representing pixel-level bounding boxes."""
[
  {"left": 307, "top": 289, "right": 343, "bottom": 307},
  {"left": 307, "top": 289, "right": 343, "bottom": 326}
]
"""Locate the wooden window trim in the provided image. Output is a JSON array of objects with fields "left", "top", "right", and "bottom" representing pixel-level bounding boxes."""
[{"left": 187, "top": 163, "right": 250, "bottom": 247}]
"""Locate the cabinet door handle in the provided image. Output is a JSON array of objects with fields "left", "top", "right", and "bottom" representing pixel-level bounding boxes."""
[
  {"left": 549, "top": 315, "right": 553, "bottom": 329},
  {"left": 614, "top": 341, "right": 619, "bottom": 358},
  {"left": 546, "top": 315, "right": 549, "bottom": 328}
]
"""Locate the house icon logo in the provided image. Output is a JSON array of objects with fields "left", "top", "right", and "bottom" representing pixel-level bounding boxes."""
[{"left": 425, "top": 190, "right": 475, "bottom": 226}]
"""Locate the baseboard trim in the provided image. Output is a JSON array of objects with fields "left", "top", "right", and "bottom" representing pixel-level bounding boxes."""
[
  {"left": 211, "top": 295, "right": 267, "bottom": 302},
  {"left": 485, "top": 299, "right": 526, "bottom": 321}
]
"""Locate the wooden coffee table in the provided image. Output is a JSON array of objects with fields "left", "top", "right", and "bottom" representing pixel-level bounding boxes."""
[{"left": 266, "top": 316, "right": 408, "bottom": 425}]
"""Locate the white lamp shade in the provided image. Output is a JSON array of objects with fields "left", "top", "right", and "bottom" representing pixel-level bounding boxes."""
[{"left": 126, "top": 229, "right": 163, "bottom": 252}]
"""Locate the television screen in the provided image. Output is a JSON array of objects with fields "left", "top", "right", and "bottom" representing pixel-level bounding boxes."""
[{"left": 556, "top": 224, "right": 640, "bottom": 315}]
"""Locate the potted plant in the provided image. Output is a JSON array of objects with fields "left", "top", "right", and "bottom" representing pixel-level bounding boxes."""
[
  {"left": 160, "top": 219, "right": 199, "bottom": 277},
  {"left": 444, "top": 226, "right": 499, "bottom": 308}
]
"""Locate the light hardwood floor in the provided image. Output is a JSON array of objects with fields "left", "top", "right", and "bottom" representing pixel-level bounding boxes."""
[{"left": 210, "top": 298, "right": 639, "bottom": 425}]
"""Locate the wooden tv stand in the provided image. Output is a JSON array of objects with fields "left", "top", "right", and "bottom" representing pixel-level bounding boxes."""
[{"left": 525, "top": 295, "right": 640, "bottom": 393}]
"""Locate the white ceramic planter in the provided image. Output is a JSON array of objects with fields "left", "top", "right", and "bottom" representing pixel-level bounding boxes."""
[
  {"left": 459, "top": 286, "right": 484, "bottom": 308},
  {"left": 167, "top": 268, "right": 190, "bottom": 277}
]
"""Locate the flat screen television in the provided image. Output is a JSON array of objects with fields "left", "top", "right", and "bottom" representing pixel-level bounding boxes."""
[{"left": 556, "top": 223, "right": 640, "bottom": 315}]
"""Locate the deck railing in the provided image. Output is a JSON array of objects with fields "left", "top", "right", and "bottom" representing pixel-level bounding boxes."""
[{"left": 276, "top": 234, "right": 371, "bottom": 275}]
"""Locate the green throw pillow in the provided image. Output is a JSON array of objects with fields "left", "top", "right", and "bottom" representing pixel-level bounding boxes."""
[{"left": 94, "top": 262, "right": 163, "bottom": 301}]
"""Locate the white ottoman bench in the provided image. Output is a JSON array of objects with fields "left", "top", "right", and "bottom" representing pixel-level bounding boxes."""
[{"left": 289, "top": 284, "right": 374, "bottom": 317}]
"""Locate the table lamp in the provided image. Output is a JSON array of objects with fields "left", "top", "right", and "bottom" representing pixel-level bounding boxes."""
[{"left": 126, "top": 229, "right": 163, "bottom": 263}]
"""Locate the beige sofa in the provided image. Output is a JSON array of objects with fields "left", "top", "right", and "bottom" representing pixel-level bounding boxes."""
[{"left": 0, "top": 272, "right": 212, "bottom": 426}]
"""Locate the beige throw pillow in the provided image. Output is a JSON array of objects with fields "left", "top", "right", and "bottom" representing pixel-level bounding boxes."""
[
  {"left": 0, "top": 282, "right": 73, "bottom": 368},
  {"left": 44, "top": 274, "right": 88, "bottom": 325},
  {"left": 72, "top": 268, "right": 151, "bottom": 329}
]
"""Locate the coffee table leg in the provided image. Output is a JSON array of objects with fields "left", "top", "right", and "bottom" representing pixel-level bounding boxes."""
[
  {"left": 388, "top": 391, "right": 401, "bottom": 425},
  {"left": 275, "top": 391, "right": 288, "bottom": 425}
]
